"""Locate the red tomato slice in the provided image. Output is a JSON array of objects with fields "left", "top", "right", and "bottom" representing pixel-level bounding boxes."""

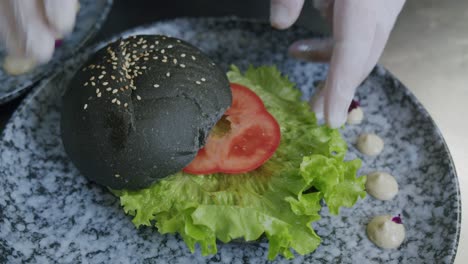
[
  {"left": 183, "top": 83, "right": 281, "bottom": 174},
  {"left": 225, "top": 83, "right": 265, "bottom": 115}
]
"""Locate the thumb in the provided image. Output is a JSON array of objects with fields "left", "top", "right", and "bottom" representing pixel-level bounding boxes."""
[{"left": 270, "top": 0, "right": 304, "bottom": 30}]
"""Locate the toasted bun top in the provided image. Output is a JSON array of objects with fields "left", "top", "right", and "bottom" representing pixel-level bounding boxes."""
[{"left": 61, "top": 35, "right": 231, "bottom": 190}]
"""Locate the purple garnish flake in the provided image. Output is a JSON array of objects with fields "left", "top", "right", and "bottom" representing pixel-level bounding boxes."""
[
  {"left": 391, "top": 214, "right": 403, "bottom": 224},
  {"left": 348, "top": 99, "right": 360, "bottom": 113},
  {"left": 55, "top": 39, "right": 63, "bottom": 48}
]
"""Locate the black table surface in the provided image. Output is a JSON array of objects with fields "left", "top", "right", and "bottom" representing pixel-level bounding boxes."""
[{"left": 0, "top": 0, "right": 328, "bottom": 131}]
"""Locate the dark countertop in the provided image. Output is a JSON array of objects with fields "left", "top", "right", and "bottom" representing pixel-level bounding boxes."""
[{"left": 0, "top": 0, "right": 327, "bottom": 131}]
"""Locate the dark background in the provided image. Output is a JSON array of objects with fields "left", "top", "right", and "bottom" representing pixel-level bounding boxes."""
[{"left": 0, "top": 0, "right": 328, "bottom": 130}]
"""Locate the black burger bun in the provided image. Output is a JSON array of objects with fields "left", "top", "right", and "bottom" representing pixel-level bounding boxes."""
[{"left": 60, "top": 35, "right": 232, "bottom": 190}]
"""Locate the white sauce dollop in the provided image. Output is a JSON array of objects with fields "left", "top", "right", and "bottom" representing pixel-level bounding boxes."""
[
  {"left": 366, "top": 172, "right": 398, "bottom": 200},
  {"left": 347, "top": 107, "right": 364, "bottom": 125},
  {"left": 367, "top": 215, "right": 405, "bottom": 249},
  {"left": 356, "top": 133, "right": 384, "bottom": 156},
  {"left": 3, "top": 56, "right": 36, "bottom": 75}
]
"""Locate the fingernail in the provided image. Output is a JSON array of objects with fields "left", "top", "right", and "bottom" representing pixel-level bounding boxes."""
[
  {"left": 326, "top": 100, "right": 348, "bottom": 129},
  {"left": 288, "top": 39, "right": 333, "bottom": 62},
  {"left": 288, "top": 40, "right": 311, "bottom": 58},
  {"left": 270, "top": 3, "right": 290, "bottom": 29}
]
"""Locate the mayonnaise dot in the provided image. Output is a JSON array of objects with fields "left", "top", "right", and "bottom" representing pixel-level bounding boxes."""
[
  {"left": 366, "top": 172, "right": 398, "bottom": 200},
  {"left": 347, "top": 107, "right": 364, "bottom": 125},
  {"left": 3, "top": 56, "right": 37, "bottom": 75},
  {"left": 357, "top": 133, "right": 384, "bottom": 156},
  {"left": 367, "top": 215, "right": 405, "bottom": 249}
]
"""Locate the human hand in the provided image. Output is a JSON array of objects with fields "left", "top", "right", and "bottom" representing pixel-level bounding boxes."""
[
  {"left": 270, "top": 0, "right": 406, "bottom": 128},
  {"left": 0, "top": 0, "right": 79, "bottom": 64}
]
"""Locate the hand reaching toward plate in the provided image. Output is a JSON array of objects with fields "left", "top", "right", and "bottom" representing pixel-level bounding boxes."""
[
  {"left": 0, "top": 0, "right": 79, "bottom": 64},
  {"left": 270, "top": 0, "right": 406, "bottom": 128}
]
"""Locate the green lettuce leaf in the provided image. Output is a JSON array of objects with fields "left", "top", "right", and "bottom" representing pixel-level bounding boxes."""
[
  {"left": 116, "top": 65, "right": 366, "bottom": 260},
  {"left": 299, "top": 156, "right": 366, "bottom": 215}
]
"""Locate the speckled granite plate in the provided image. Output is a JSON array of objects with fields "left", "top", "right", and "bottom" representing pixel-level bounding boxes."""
[
  {"left": 0, "top": 18, "right": 460, "bottom": 264},
  {"left": 0, "top": 0, "right": 113, "bottom": 104}
]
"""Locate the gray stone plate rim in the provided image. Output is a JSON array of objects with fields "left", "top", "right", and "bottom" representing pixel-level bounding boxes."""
[
  {"left": 0, "top": 17, "right": 461, "bottom": 263},
  {"left": 0, "top": 0, "right": 113, "bottom": 104}
]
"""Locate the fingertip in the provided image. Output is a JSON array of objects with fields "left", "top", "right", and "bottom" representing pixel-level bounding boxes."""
[
  {"left": 270, "top": 0, "right": 305, "bottom": 30},
  {"left": 312, "top": 99, "right": 324, "bottom": 120},
  {"left": 25, "top": 31, "right": 55, "bottom": 63},
  {"left": 326, "top": 112, "right": 346, "bottom": 129},
  {"left": 44, "top": 0, "right": 78, "bottom": 36},
  {"left": 310, "top": 81, "right": 326, "bottom": 119},
  {"left": 323, "top": 81, "right": 353, "bottom": 129},
  {"left": 270, "top": 3, "right": 292, "bottom": 29},
  {"left": 8, "top": 0, "right": 57, "bottom": 63},
  {"left": 324, "top": 96, "right": 349, "bottom": 129}
]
